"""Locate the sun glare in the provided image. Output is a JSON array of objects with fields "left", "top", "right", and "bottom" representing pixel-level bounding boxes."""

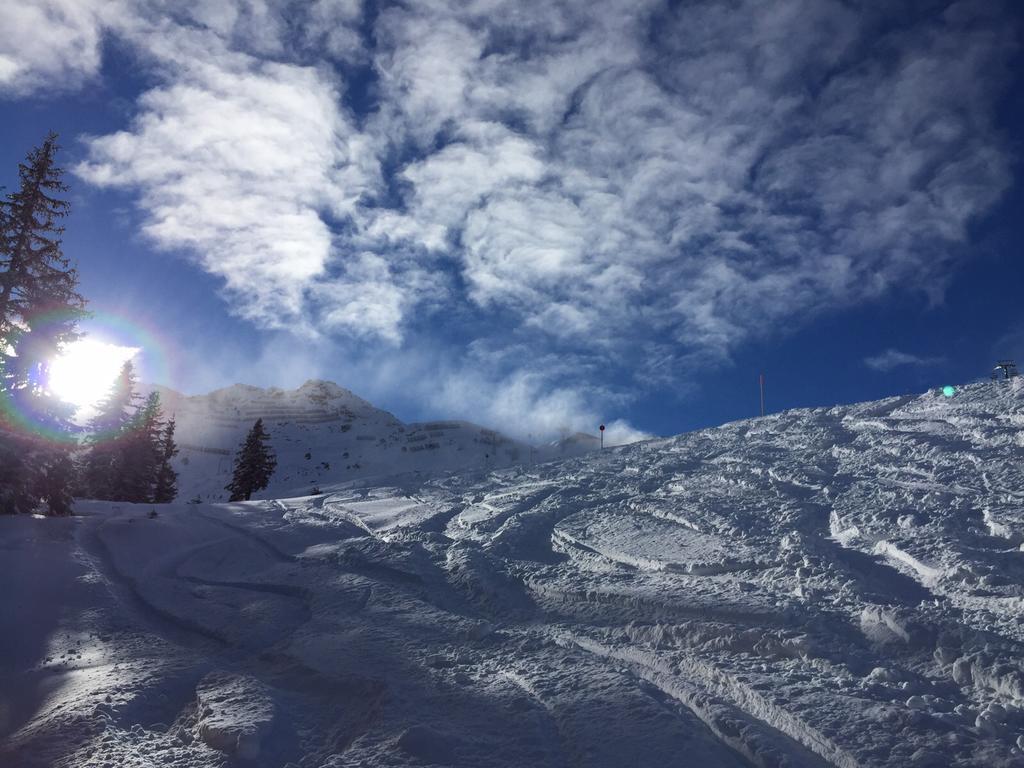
[{"left": 49, "top": 339, "right": 140, "bottom": 411}]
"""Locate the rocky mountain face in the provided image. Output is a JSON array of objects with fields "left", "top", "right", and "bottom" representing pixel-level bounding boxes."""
[{"left": 152, "top": 379, "right": 591, "bottom": 500}]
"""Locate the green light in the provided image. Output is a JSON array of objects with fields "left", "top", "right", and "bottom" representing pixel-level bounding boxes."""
[{"left": 942, "top": 385, "right": 955, "bottom": 397}]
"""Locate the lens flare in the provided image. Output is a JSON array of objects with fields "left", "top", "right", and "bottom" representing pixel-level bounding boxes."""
[
  {"left": 2, "top": 310, "right": 175, "bottom": 444},
  {"left": 77, "top": 310, "right": 175, "bottom": 395},
  {"left": 50, "top": 339, "right": 140, "bottom": 410}
]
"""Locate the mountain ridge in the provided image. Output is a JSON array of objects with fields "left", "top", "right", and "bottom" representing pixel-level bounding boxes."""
[{"left": 146, "top": 378, "right": 601, "bottom": 500}]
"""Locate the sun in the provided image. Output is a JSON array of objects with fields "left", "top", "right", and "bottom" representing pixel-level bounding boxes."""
[{"left": 49, "top": 339, "right": 140, "bottom": 411}]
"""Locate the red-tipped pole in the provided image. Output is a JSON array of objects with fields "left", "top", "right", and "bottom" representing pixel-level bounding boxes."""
[
  {"left": 759, "top": 373, "right": 765, "bottom": 417},
  {"left": 599, "top": 424, "right": 605, "bottom": 449}
]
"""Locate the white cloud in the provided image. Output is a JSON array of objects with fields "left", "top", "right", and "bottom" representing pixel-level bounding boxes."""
[
  {"left": 76, "top": 25, "right": 378, "bottom": 332},
  {"left": 602, "top": 419, "right": 654, "bottom": 447},
  {"left": 368, "top": 122, "right": 546, "bottom": 251},
  {"left": 463, "top": 190, "right": 590, "bottom": 306},
  {"left": 339, "top": 341, "right": 652, "bottom": 442},
  {"left": 8, "top": 0, "right": 1012, "bottom": 435},
  {"left": 864, "top": 349, "right": 946, "bottom": 372},
  {"left": 0, "top": 0, "right": 112, "bottom": 94},
  {"left": 371, "top": 9, "right": 485, "bottom": 146},
  {"left": 317, "top": 253, "right": 409, "bottom": 343}
]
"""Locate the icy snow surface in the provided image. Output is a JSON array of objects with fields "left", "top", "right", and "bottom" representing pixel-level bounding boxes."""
[{"left": 2, "top": 380, "right": 1024, "bottom": 766}]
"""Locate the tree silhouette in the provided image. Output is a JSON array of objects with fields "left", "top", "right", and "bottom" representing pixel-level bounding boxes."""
[
  {"left": 0, "top": 132, "right": 87, "bottom": 515},
  {"left": 153, "top": 416, "right": 179, "bottom": 503},
  {"left": 226, "top": 418, "right": 277, "bottom": 501}
]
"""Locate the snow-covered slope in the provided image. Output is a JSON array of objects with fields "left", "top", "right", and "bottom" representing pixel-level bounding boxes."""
[
  {"left": 153, "top": 379, "right": 573, "bottom": 500},
  {"left": 3, "top": 379, "right": 1024, "bottom": 767}
]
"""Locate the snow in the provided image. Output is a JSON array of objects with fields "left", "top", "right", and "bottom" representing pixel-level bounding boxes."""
[
  {"left": 153, "top": 379, "right": 600, "bottom": 502},
  {"left": 194, "top": 673, "right": 275, "bottom": 759},
  {"left": 3, "top": 379, "right": 1024, "bottom": 766}
]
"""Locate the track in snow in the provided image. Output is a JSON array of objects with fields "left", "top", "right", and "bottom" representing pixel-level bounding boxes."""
[{"left": 4, "top": 380, "right": 1024, "bottom": 767}]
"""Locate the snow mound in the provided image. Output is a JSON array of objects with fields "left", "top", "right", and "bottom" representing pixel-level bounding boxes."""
[
  {"left": 195, "top": 673, "right": 275, "bottom": 759},
  {"left": 395, "top": 724, "right": 457, "bottom": 763}
]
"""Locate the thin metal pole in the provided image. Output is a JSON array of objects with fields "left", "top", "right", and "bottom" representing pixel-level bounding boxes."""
[{"left": 759, "top": 373, "right": 765, "bottom": 417}]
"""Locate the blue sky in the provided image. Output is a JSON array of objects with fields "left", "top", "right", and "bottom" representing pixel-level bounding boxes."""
[{"left": 1, "top": 0, "right": 1022, "bottom": 441}]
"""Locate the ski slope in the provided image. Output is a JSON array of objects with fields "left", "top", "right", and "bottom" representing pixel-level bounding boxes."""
[{"left": 2, "top": 379, "right": 1024, "bottom": 767}]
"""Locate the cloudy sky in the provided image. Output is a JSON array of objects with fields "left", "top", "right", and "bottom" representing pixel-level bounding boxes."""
[{"left": 2, "top": 0, "right": 1022, "bottom": 440}]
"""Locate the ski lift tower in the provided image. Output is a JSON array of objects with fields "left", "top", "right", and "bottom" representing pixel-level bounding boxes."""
[{"left": 992, "top": 360, "right": 1019, "bottom": 381}]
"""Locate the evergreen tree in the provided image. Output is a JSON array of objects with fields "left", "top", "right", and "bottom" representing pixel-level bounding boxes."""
[
  {"left": 33, "top": 451, "right": 76, "bottom": 516},
  {"left": 118, "top": 391, "right": 162, "bottom": 502},
  {"left": 152, "top": 415, "right": 179, "bottom": 503},
  {"left": 226, "top": 418, "right": 277, "bottom": 501},
  {"left": 0, "top": 132, "right": 87, "bottom": 515},
  {"left": 0, "top": 426, "right": 35, "bottom": 514},
  {"left": 0, "top": 133, "right": 83, "bottom": 338},
  {"left": 82, "top": 360, "right": 139, "bottom": 499},
  {"left": 82, "top": 368, "right": 180, "bottom": 503}
]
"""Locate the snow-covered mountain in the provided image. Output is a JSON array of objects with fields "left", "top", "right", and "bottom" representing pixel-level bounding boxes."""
[
  {"left": 152, "top": 379, "right": 595, "bottom": 500},
  {"left": 3, "top": 378, "right": 1024, "bottom": 767}
]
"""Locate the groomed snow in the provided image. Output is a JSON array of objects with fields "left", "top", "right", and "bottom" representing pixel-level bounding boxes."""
[{"left": 2, "top": 379, "right": 1024, "bottom": 766}]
